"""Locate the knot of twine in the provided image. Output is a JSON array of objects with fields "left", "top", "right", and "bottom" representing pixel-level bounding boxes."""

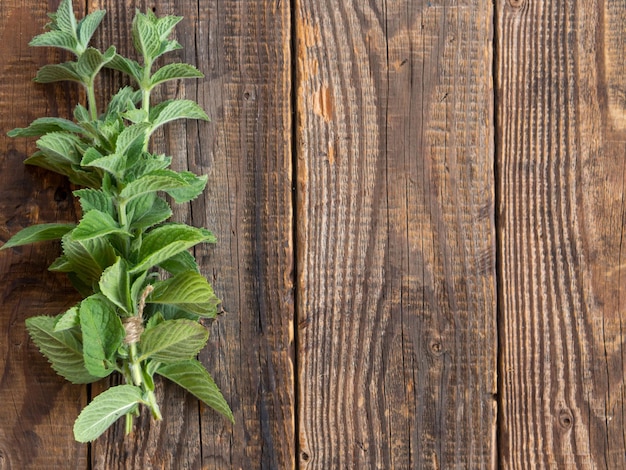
[
  {"left": 123, "top": 316, "right": 144, "bottom": 345},
  {"left": 123, "top": 285, "right": 154, "bottom": 345}
]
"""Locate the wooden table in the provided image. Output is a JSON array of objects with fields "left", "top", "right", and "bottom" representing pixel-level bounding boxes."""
[{"left": 0, "top": 0, "right": 624, "bottom": 468}]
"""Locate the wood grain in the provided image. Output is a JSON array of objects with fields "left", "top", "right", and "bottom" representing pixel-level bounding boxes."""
[
  {"left": 0, "top": 2, "right": 88, "bottom": 468},
  {"left": 497, "top": 0, "right": 626, "bottom": 467},
  {"left": 87, "top": 0, "right": 295, "bottom": 469},
  {"left": 295, "top": 0, "right": 497, "bottom": 468}
]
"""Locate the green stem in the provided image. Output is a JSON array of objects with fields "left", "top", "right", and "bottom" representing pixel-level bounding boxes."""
[
  {"left": 125, "top": 412, "right": 134, "bottom": 435},
  {"left": 128, "top": 343, "right": 143, "bottom": 387},
  {"left": 118, "top": 200, "right": 128, "bottom": 228},
  {"left": 145, "top": 389, "right": 162, "bottom": 420},
  {"left": 142, "top": 87, "right": 151, "bottom": 116},
  {"left": 86, "top": 81, "right": 98, "bottom": 121}
]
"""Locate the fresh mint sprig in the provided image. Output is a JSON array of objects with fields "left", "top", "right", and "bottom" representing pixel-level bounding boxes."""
[{"left": 3, "top": 0, "right": 232, "bottom": 442}]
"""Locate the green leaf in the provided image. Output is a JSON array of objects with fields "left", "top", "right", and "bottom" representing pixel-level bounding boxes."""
[
  {"left": 137, "top": 319, "right": 208, "bottom": 363},
  {"left": 26, "top": 315, "right": 100, "bottom": 384},
  {"left": 125, "top": 153, "right": 171, "bottom": 181},
  {"left": 99, "top": 258, "right": 132, "bottom": 314},
  {"left": 166, "top": 172, "right": 207, "bottom": 203},
  {"left": 62, "top": 234, "right": 117, "bottom": 285},
  {"left": 76, "top": 46, "right": 116, "bottom": 80},
  {"left": 72, "top": 210, "right": 129, "bottom": 241},
  {"left": 128, "top": 196, "right": 172, "bottom": 231},
  {"left": 155, "top": 15, "right": 182, "bottom": 40},
  {"left": 132, "top": 11, "right": 160, "bottom": 61},
  {"left": 29, "top": 30, "right": 78, "bottom": 54},
  {"left": 158, "top": 250, "right": 199, "bottom": 275},
  {"left": 53, "top": 306, "right": 80, "bottom": 331},
  {"left": 157, "top": 360, "right": 233, "bottom": 422},
  {"left": 123, "top": 109, "right": 148, "bottom": 124},
  {"left": 74, "top": 104, "right": 91, "bottom": 123},
  {"left": 1, "top": 223, "right": 75, "bottom": 249},
  {"left": 80, "top": 296, "right": 125, "bottom": 377},
  {"left": 150, "top": 63, "right": 203, "bottom": 88},
  {"left": 81, "top": 152, "right": 126, "bottom": 180},
  {"left": 106, "top": 54, "right": 143, "bottom": 83},
  {"left": 37, "top": 132, "right": 83, "bottom": 165},
  {"left": 119, "top": 170, "right": 191, "bottom": 203},
  {"left": 73, "top": 188, "right": 115, "bottom": 217},
  {"left": 54, "top": 0, "right": 78, "bottom": 35},
  {"left": 77, "top": 9, "right": 106, "bottom": 48},
  {"left": 8, "top": 117, "right": 86, "bottom": 138},
  {"left": 106, "top": 86, "right": 142, "bottom": 117},
  {"left": 130, "top": 224, "right": 216, "bottom": 274},
  {"left": 115, "top": 123, "right": 149, "bottom": 163},
  {"left": 34, "top": 63, "right": 82, "bottom": 83},
  {"left": 149, "top": 100, "right": 209, "bottom": 131},
  {"left": 156, "top": 304, "right": 200, "bottom": 322},
  {"left": 49, "top": 254, "right": 73, "bottom": 272},
  {"left": 73, "top": 385, "right": 143, "bottom": 442},
  {"left": 148, "top": 271, "right": 220, "bottom": 318}
]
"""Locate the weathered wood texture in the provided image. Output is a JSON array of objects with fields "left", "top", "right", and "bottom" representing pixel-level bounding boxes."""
[
  {"left": 295, "top": 0, "right": 497, "bottom": 468},
  {"left": 3, "top": 0, "right": 626, "bottom": 468},
  {"left": 0, "top": 0, "right": 294, "bottom": 469},
  {"left": 497, "top": 0, "right": 626, "bottom": 468},
  {"left": 0, "top": 2, "right": 88, "bottom": 468}
]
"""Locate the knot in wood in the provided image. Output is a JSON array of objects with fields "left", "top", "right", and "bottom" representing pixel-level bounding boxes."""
[
  {"left": 508, "top": 0, "right": 524, "bottom": 8},
  {"left": 123, "top": 316, "right": 144, "bottom": 345},
  {"left": 558, "top": 408, "right": 574, "bottom": 430}
]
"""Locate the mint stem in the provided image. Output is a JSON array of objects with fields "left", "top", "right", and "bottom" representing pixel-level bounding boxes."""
[{"left": 86, "top": 81, "right": 98, "bottom": 120}]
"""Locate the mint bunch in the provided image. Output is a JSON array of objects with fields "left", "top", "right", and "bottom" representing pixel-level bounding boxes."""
[{"left": 3, "top": 0, "right": 232, "bottom": 442}]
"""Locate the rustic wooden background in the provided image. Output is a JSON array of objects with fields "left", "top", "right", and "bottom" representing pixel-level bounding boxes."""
[{"left": 0, "top": 0, "right": 624, "bottom": 468}]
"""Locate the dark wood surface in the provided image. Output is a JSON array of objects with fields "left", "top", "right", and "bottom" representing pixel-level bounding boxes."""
[
  {"left": 295, "top": 0, "right": 496, "bottom": 468},
  {"left": 497, "top": 0, "right": 626, "bottom": 467},
  {"left": 0, "top": 0, "right": 624, "bottom": 468}
]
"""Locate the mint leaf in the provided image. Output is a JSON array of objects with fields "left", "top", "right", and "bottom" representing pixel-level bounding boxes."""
[
  {"left": 29, "top": 31, "right": 78, "bottom": 54},
  {"left": 1, "top": 223, "right": 75, "bottom": 249},
  {"left": 37, "top": 132, "right": 83, "bottom": 165},
  {"left": 80, "top": 296, "right": 125, "bottom": 377},
  {"left": 74, "top": 188, "right": 115, "bottom": 216},
  {"left": 81, "top": 152, "right": 126, "bottom": 180},
  {"left": 26, "top": 316, "right": 100, "bottom": 384},
  {"left": 137, "top": 319, "right": 208, "bottom": 363},
  {"left": 128, "top": 196, "right": 172, "bottom": 231},
  {"left": 149, "top": 100, "right": 209, "bottom": 131},
  {"left": 77, "top": 10, "right": 106, "bottom": 48},
  {"left": 166, "top": 172, "right": 208, "bottom": 203},
  {"left": 72, "top": 210, "right": 130, "bottom": 241},
  {"left": 76, "top": 46, "right": 116, "bottom": 81},
  {"left": 54, "top": 306, "right": 80, "bottom": 331},
  {"left": 73, "top": 385, "right": 143, "bottom": 442},
  {"left": 54, "top": 0, "right": 78, "bottom": 36},
  {"left": 62, "top": 235, "right": 117, "bottom": 285},
  {"left": 106, "top": 54, "right": 143, "bottom": 83},
  {"left": 7, "top": 117, "right": 86, "bottom": 137},
  {"left": 119, "top": 170, "right": 192, "bottom": 203},
  {"left": 99, "top": 258, "right": 132, "bottom": 314},
  {"left": 130, "top": 224, "right": 216, "bottom": 274},
  {"left": 157, "top": 360, "right": 233, "bottom": 422},
  {"left": 150, "top": 63, "right": 203, "bottom": 88},
  {"left": 132, "top": 11, "right": 160, "bottom": 60},
  {"left": 158, "top": 250, "right": 199, "bottom": 275},
  {"left": 148, "top": 271, "right": 220, "bottom": 318},
  {"left": 34, "top": 63, "right": 82, "bottom": 83}
]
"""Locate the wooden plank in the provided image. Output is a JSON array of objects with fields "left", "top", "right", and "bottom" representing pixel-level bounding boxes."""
[
  {"left": 0, "top": 2, "right": 88, "bottom": 468},
  {"left": 186, "top": 1, "right": 295, "bottom": 468},
  {"left": 86, "top": 1, "right": 295, "bottom": 468},
  {"left": 295, "top": 1, "right": 497, "bottom": 468},
  {"left": 497, "top": 0, "right": 626, "bottom": 467}
]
